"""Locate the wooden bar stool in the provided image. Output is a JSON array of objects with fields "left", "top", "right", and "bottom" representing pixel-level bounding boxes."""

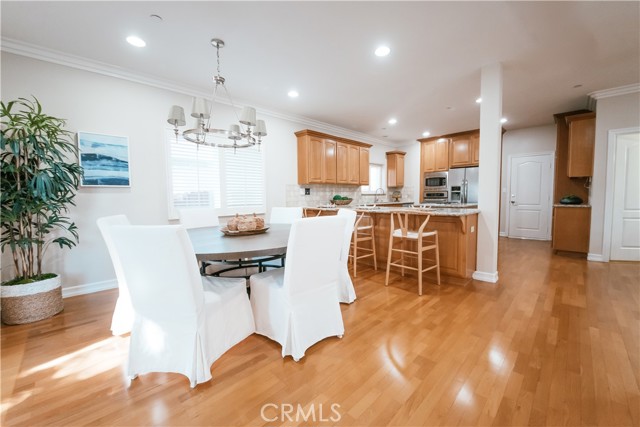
[
  {"left": 349, "top": 212, "right": 377, "bottom": 277},
  {"left": 385, "top": 211, "right": 440, "bottom": 295}
]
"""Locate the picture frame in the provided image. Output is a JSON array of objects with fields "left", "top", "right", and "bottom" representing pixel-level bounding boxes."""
[{"left": 78, "top": 131, "right": 131, "bottom": 187}]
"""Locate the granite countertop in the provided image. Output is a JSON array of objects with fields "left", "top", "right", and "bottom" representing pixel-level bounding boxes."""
[
  {"left": 307, "top": 206, "right": 480, "bottom": 217},
  {"left": 553, "top": 204, "right": 591, "bottom": 208}
]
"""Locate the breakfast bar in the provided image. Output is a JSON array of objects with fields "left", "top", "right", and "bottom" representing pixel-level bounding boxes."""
[{"left": 304, "top": 206, "right": 479, "bottom": 283}]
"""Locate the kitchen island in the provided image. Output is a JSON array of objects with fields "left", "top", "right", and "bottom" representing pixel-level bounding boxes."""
[{"left": 304, "top": 206, "right": 479, "bottom": 283}]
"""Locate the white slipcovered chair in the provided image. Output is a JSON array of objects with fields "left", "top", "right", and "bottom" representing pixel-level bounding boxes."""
[
  {"left": 249, "top": 216, "right": 346, "bottom": 361},
  {"left": 337, "top": 209, "right": 357, "bottom": 304},
  {"left": 108, "top": 224, "right": 255, "bottom": 387},
  {"left": 97, "top": 215, "right": 133, "bottom": 336},
  {"left": 269, "top": 207, "right": 303, "bottom": 224}
]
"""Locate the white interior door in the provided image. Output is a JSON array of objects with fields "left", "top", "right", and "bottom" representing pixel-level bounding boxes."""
[
  {"left": 508, "top": 153, "right": 553, "bottom": 240},
  {"left": 610, "top": 132, "right": 640, "bottom": 261}
]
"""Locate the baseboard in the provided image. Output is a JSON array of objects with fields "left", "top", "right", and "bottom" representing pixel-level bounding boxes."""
[
  {"left": 62, "top": 279, "right": 117, "bottom": 298},
  {"left": 499, "top": 231, "right": 508, "bottom": 237},
  {"left": 472, "top": 271, "right": 499, "bottom": 283},
  {"left": 587, "top": 253, "right": 607, "bottom": 262}
]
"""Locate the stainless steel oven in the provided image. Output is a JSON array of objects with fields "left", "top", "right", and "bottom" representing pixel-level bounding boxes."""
[
  {"left": 424, "top": 172, "right": 448, "bottom": 191},
  {"left": 423, "top": 191, "right": 448, "bottom": 203}
]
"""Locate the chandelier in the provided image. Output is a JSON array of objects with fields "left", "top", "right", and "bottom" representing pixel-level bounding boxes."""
[{"left": 167, "top": 38, "right": 267, "bottom": 149}]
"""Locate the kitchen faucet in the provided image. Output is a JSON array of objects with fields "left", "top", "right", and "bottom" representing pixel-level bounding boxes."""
[{"left": 374, "top": 188, "right": 385, "bottom": 203}]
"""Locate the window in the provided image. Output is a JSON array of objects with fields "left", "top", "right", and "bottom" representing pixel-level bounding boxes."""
[
  {"left": 166, "top": 130, "right": 265, "bottom": 218},
  {"left": 361, "top": 163, "right": 384, "bottom": 194}
]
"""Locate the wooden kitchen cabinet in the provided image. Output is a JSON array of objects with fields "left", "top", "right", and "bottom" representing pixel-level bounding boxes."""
[
  {"left": 386, "top": 151, "right": 406, "bottom": 187},
  {"left": 359, "top": 147, "right": 370, "bottom": 185},
  {"left": 449, "top": 130, "right": 480, "bottom": 168},
  {"left": 566, "top": 112, "right": 596, "bottom": 177},
  {"left": 420, "top": 139, "right": 449, "bottom": 173},
  {"left": 296, "top": 129, "right": 371, "bottom": 185},
  {"left": 552, "top": 206, "right": 591, "bottom": 253}
]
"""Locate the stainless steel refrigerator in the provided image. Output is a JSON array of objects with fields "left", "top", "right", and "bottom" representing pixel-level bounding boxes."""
[{"left": 448, "top": 166, "right": 479, "bottom": 204}]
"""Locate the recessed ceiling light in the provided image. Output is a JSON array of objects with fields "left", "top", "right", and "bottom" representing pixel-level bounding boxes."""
[
  {"left": 475, "top": 97, "right": 482, "bottom": 103},
  {"left": 126, "top": 36, "right": 146, "bottom": 47},
  {"left": 500, "top": 117, "right": 508, "bottom": 123},
  {"left": 150, "top": 14, "right": 163, "bottom": 21},
  {"left": 573, "top": 84, "right": 583, "bottom": 89},
  {"left": 422, "top": 131, "right": 430, "bottom": 137},
  {"left": 375, "top": 46, "right": 390, "bottom": 57},
  {"left": 287, "top": 90, "right": 299, "bottom": 98},
  {"left": 388, "top": 118, "right": 397, "bottom": 125}
]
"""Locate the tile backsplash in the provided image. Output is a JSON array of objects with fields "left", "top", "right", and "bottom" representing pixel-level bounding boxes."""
[{"left": 286, "top": 184, "right": 415, "bottom": 207}]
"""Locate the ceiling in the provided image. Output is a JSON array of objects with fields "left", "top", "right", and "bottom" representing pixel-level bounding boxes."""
[{"left": 2, "top": 1, "right": 639, "bottom": 144}]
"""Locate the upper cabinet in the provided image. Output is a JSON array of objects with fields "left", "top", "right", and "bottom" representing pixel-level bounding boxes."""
[
  {"left": 359, "top": 147, "right": 370, "bottom": 185},
  {"left": 420, "top": 139, "right": 449, "bottom": 173},
  {"left": 296, "top": 130, "right": 371, "bottom": 185},
  {"left": 386, "top": 151, "right": 406, "bottom": 187},
  {"left": 566, "top": 112, "right": 596, "bottom": 177},
  {"left": 449, "top": 130, "right": 480, "bottom": 168}
]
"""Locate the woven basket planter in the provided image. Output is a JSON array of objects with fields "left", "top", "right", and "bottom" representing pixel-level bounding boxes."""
[{"left": 1, "top": 275, "right": 64, "bottom": 325}]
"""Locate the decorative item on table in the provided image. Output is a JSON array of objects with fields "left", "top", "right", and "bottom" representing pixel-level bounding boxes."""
[
  {"left": 222, "top": 214, "right": 268, "bottom": 235},
  {"left": 559, "top": 194, "right": 583, "bottom": 205},
  {"left": 391, "top": 190, "right": 402, "bottom": 202},
  {"left": 331, "top": 195, "right": 353, "bottom": 206}
]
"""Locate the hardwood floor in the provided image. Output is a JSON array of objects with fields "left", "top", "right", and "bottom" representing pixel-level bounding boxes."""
[{"left": 2, "top": 238, "right": 639, "bottom": 426}]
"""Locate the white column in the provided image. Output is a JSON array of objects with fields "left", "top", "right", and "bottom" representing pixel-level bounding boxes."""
[{"left": 473, "top": 63, "right": 503, "bottom": 283}]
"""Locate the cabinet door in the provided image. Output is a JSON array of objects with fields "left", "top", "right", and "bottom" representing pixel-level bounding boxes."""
[
  {"left": 567, "top": 115, "right": 595, "bottom": 177},
  {"left": 348, "top": 145, "right": 360, "bottom": 184},
  {"left": 308, "top": 137, "right": 325, "bottom": 183},
  {"left": 397, "top": 154, "right": 405, "bottom": 186},
  {"left": 422, "top": 141, "right": 436, "bottom": 173},
  {"left": 336, "top": 142, "right": 349, "bottom": 184},
  {"left": 324, "top": 139, "right": 337, "bottom": 183},
  {"left": 450, "top": 136, "right": 472, "bottom": 168},
  {"left": 471, "top": 133, "right": 480, "bottom": 165},
  {"left": 359, "top": 147, "right": 370, "bottom": 185},
  {"left": 435, "top": 139, "right": 450, "bottom": 171},
  {"left": 552, "top": 207, "right": 591, "bottom": 253}
]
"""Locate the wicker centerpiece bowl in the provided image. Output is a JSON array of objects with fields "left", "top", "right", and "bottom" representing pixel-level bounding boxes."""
[{"left": 331, "top": 198, "right": 353, "bottom": 206}]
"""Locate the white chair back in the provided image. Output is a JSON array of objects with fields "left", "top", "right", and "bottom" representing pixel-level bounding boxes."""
[
  {"left": 336, "top": 209, "right": 357, "bottom": 303},
  {"left": 179, "top": 208, "right": 220, "bottom": 229},
  {"left": 269, "top": 207, "right": 303, "bottom": 224},
  {"left": 110, "top": 225, "right": 204, "bottom": 322},
  {"left": 96, "top": 214, "right": 132, "bottom": 335},
  {"left": 337, "top": 209, "right": 357, "bottom": 262},
  {"left": 283, "top": 216, "right": 345, "bottom": 296}
]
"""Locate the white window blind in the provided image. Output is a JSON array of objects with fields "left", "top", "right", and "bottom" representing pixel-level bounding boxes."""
[
  {"left": 361, "top": 163, "right": 384, "bottom": 194},
  {"left": 166, "top": 131, "right": 265, "bottom": 218}
]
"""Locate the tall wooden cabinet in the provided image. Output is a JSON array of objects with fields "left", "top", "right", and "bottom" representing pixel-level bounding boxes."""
[
  {"left": 386, "top": 151, "right": 406, "bottom": 187},
  {"left": 296, "top": 129, "right": 371, "bottom": 185},
  {"left": 551, "top": 110, "right": 595, "bottom": 254},
  {"left": 566, "top": 112, "right": 596, "bottom": 177}
]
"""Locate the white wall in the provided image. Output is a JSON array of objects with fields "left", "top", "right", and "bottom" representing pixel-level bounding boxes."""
[
  {"left": 589, "top": 91, "right": 640, "bottom": 259},
  {"left": 0, "top": 52, "right": 397, "bottom": 293},
  {"left": 499, "top": 125, "right": 556, "bottom": 235}
]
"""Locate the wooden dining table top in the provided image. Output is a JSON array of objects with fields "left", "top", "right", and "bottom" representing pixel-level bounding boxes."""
[{"left": 187, "top": 223, "right": 291, "bottom": 261}]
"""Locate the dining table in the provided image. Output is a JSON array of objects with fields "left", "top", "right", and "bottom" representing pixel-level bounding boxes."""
[{"left": 187, "top": 224, "right": 291, "bottom": 272}]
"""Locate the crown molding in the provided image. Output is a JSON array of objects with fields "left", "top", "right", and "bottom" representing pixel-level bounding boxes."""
[
  {"left": 1, "top": 37, "right": 400, "bottom": 148},
  {"left": 588, "top": 83, "right": 640, "bottom": 100}
]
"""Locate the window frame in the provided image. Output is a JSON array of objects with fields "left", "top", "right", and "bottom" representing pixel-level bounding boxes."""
[{"left": 360, "top": 162, "right": 385, "bottom": 195}]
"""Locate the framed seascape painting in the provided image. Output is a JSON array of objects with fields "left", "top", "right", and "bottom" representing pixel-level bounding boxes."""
[{"left": 78, "top": 132, "right": 131, "bottom": 187}]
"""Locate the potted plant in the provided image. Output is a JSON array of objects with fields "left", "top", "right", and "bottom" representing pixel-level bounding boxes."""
[{"left": 0, "top": 97, "right": 83, "bottom": 324}]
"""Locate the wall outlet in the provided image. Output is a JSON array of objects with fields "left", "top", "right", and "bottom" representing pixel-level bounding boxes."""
[
  {"left": 299, "top": 188, "right": 305, "bottom": 195},
  {"left": 305, "top": 188, "right": 311, "bottom": 195}
]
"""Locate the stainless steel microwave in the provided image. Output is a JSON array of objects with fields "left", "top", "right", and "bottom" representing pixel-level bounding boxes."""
[{"left": 425, "top": 172, "right": 448, "bottom": 190}]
